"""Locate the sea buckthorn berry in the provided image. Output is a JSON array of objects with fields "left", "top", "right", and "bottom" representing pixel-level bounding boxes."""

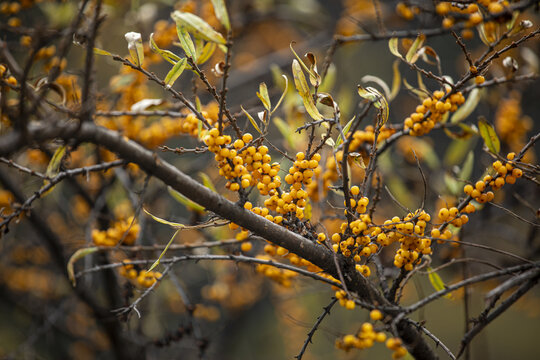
[
  {"left": 512, "top": 168, "right": 522, "bottom": 178},
  {"left": 449, "top": 207, "right": 459, "bottom": 218},
  {"left": 241, "top": 241, "right": 252, "bottom": 252},
  {"left": 505, "top": 175, "right": 516, "bottom": 184},
  {"left": 464, "top": 184, "right": 473, "bottom": 195},
  {"left": 494, "top": 177, "right": 505, "bottom": 188},
  {"left": 350, "top": 186, "right": 360, "bottom": 196},
  {"left": 438, "top": 208, "right": 449, "bottom": 220},
  {"left": 345, "top": 300, "right": 355, "bottom": 310},
  {"left": 242, "top": 133, "right": 253, "bottom": 143},
  {"left": 475, "top": 75, "right": 485, "bottom": 85},
  {"left": 507, "top": 152, "right": 516, "bottom": 160},
  {"left": 475, "top": 181, "right": 486, "bottom": 192},
  {"left": 370, "top": 309, "right": 383, "bottom": 321},
  {"left": 296, "top": 152, "right": 305, "bottom": 161},
  {"left": 317, "top": 233, "right": 326, "bottom": 242},
  {"left": 492, "top": 160, "right": 502, "bottom": 170},
  {"left": 465, "top": 203, "right": 476, "bottom": 213}
]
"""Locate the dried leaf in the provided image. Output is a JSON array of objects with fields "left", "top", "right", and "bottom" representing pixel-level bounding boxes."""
[
  {"left": 305, "top": 52, "right": 321, "bottom": 87},
  {"left": 171, "top": 11, "right": 226, "bottom": 44}
]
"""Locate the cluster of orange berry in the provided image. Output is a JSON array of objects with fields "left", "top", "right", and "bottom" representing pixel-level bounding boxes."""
[
  {"left": 437, "top": 206, "right": 470, "bottom": 228},
  {"left": 118, "top": 263, "right": 162, "bottom": 288},
  {"left": 386, "top": 337, "right": 409, "bottom": 359},
  {"left": 335, "top": 321, "right": 387, "bottom": 352},
  {"left": 404, "top": 90, "right": 465, "bottom": 136},
  {"left": 92, "top": 217, "right": 139, "bottom": 246},
  {"left": 386, "top": 210, "right": 433, "bottom": 270},
  {"left": 255, "top": 255, "right": 298, "bottom": 287},
  {"left": 0, "top": 64, "right": 17, "bottom": 86}
]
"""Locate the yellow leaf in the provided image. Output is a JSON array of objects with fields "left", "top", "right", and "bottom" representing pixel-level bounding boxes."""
[
  {"left": 427, "top": 267, "right": 452, "bottom": 299},
  {"left": 388, "top": 37, "right": 401, "bottom": 58},
  {"left": 478, "top": 119, "right": 500, "bottom": 154},
  {"left": 257, "top": 82, "right": 271, "bottom": 111},
  {"left": 171, "top": 11, "right": 226, "bottom": 44},
  {"left": 241, "top": 105, "right": 262, "bottom": 134},
  {"left": 390, "top": 60, "right": 401, "bottom": 101},
  {"left": 357, "top": 85, "right": 388, "bottom": 125},
  {"left": 144, "top": 208, "right": 186, "bottom": 229},
  {"left": 292, "top": 59, "right": 323, "bottom": 121},
  {"left": 335, "top": 116, "right": 355, "bottom": 148},
  {"left": 197, "top": 42, "right": 217, "bottom": 65},
  {"left": 125, "top": 32, "right": 144, "bottom": 67}
]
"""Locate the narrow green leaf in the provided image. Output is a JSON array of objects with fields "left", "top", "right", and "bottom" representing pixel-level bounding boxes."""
[
  {"left": 257, "top": 82, "right": 271, "bottom": 111},
  {"left": 164, "top": 58, "right": 187, "bottom": 88},
  {"left": 335, "top": 116, "right": 355, "bottom": 148},
  {"left": 292, "top": 59, "right": 324, "bottom": 121},
  {"left": 210, "top": 0, "right": 230, "bottom": 31},
  {"left": 427, "top": 267, "right": 452, "bottom": 299},
  {"left": 168, "top": 186, "right": 205, "bottom": 213},
  {"left": 176, "top": 25, "right": 197, "bottom": 61},
  {"left": 144, "top": 208, "right": 186, "bottom": 228},
  {"left": 241, "top": 105, "right": 262, "bottom": 134},
  {"left": 93, "top": 47, "right": 112, "bottom": 56},
  {"left": 199, "top": 172, "right": 217, "bottom": 192},
  {"left": 148, "top": 229, "right": 181, "bottom": 271},
  {"left": 273, "top": 117, "right": 294, "bottom": 149},
  {"left": 478, "top": 119, "right": 500, "bottom": 154},
  {"left": 67, "top": 247, "right": 98, "bottom": 286},
  {"left": 149, "top": 33, "right": 181, "bottom": 65},
  {"left": 450, "top": 88, "right": 480, "bottom": 123},
  {"left": 388, "top": 37, "right": 402, "bottom": 58},
  {"left": 405, "top": 34, "right": 425, "bottom": 63},
  {"left": 171, "top": 11, "right": 226, "bottom": 44},
  {"left": 459, "top": 151, "right": 475, "bottom": 181},
  {"left": 444, "top": 172, "right": 460, "bottom": 196}
]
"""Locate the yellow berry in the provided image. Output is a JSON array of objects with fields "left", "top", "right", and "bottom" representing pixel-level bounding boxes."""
[
  {"left": 475, "top": 75, "right": 485, "bottom": 85},
  {"left": 241, "top": 241, "right": 252, "bottom": 252},
  {"left": 370, "top": 309, "right": 383, "bottom": 321}
]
